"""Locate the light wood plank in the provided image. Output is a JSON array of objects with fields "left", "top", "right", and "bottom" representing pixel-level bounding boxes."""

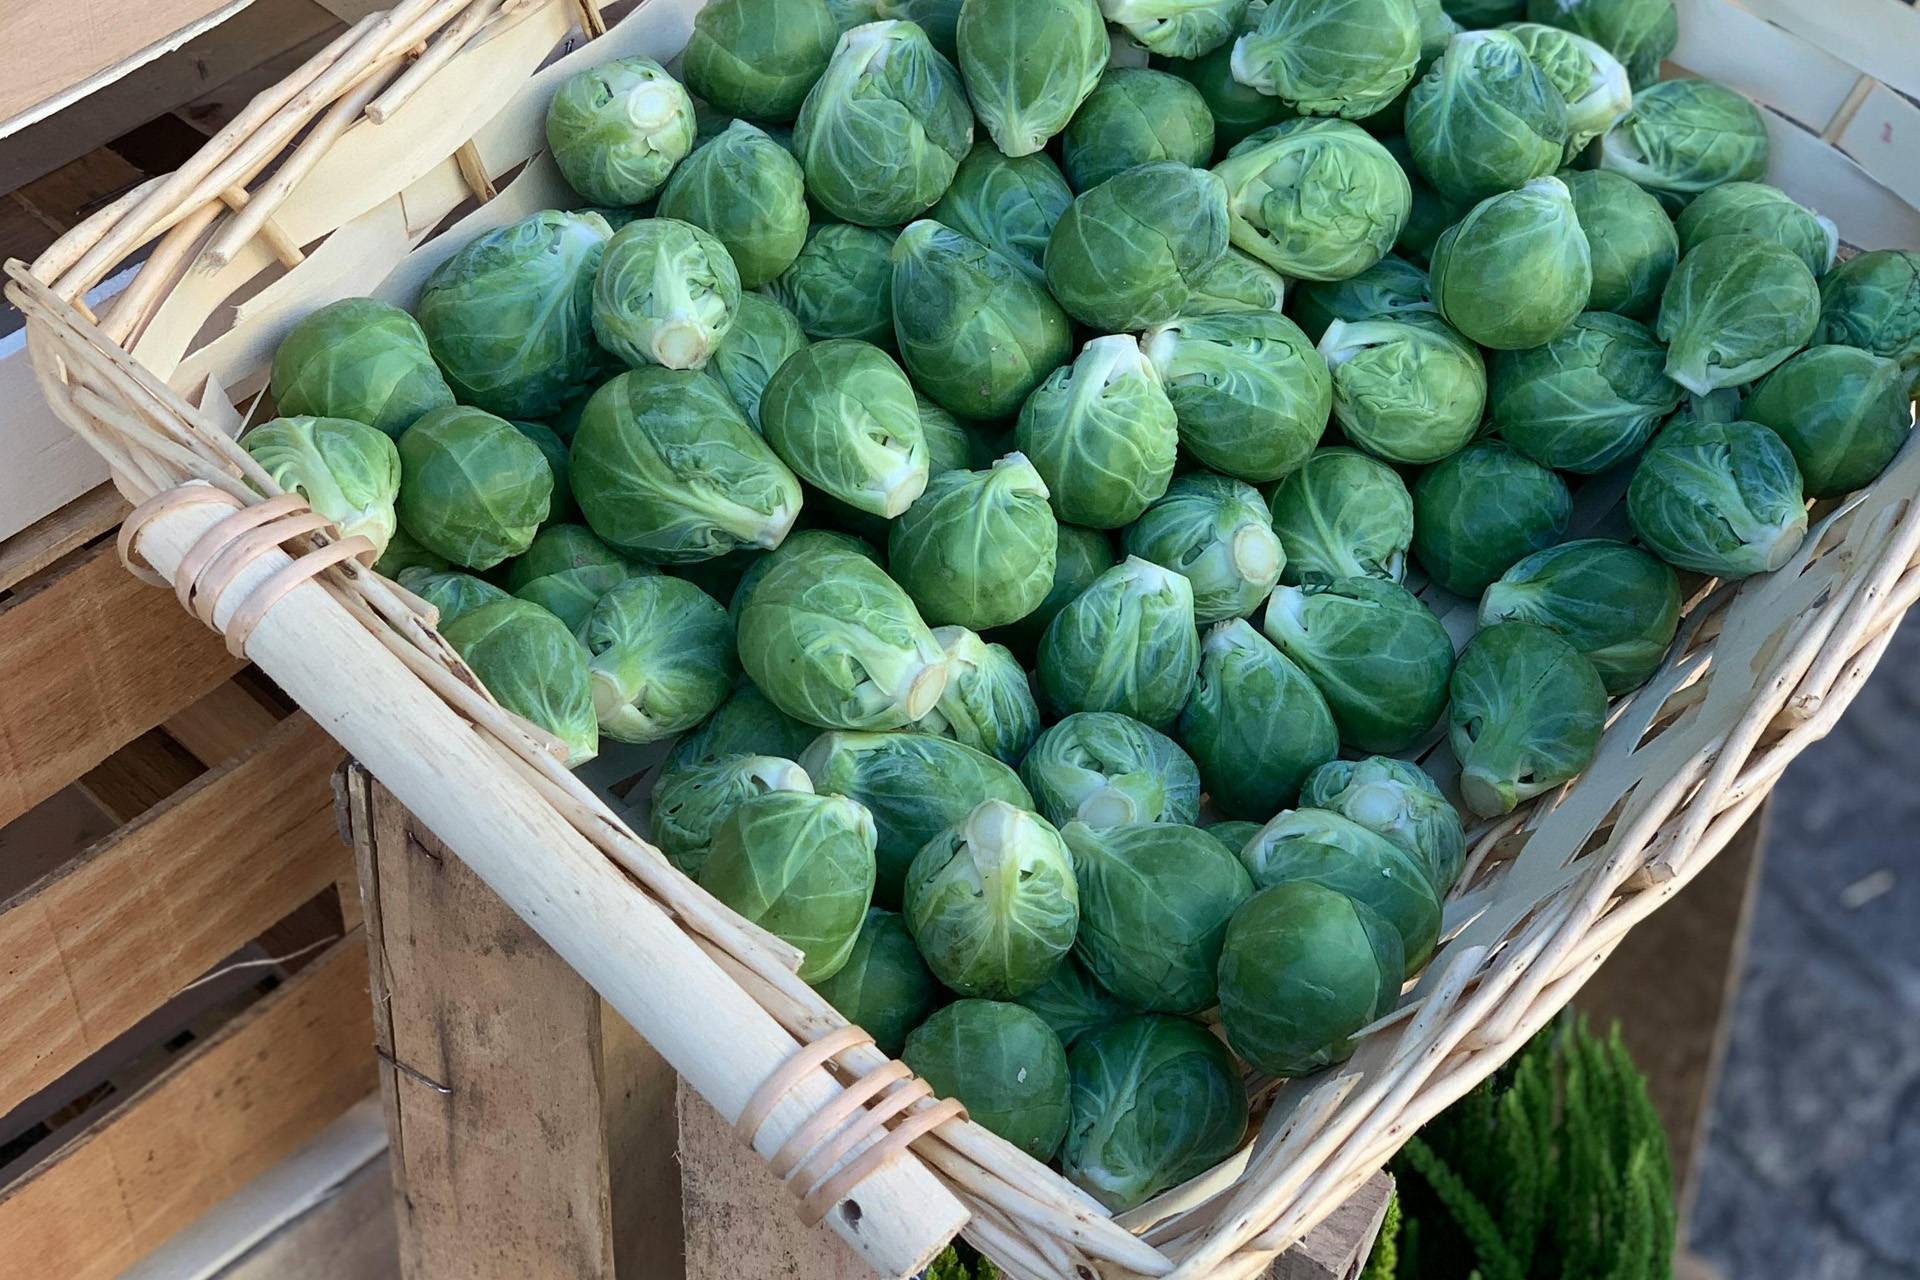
[
  {"left": 164, "top": 679, "right": 285, "bottom": 768},
  {"left": 0, "top": 484, "right": 127, "bottom": 593},
  {"left": 211, "top": 1154, "right": 401, "bottom": 1280}
]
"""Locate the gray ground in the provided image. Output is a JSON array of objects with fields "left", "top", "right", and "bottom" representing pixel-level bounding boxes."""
[{"left": 1691, "top": 619, "right": 1920, "bottom": 1278}]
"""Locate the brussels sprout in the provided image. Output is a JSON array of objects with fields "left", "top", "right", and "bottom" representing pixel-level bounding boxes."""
[
  {"left": 399, "top": 567, "right": 510, "bottom": 627},
  {"left": 1017, "top": 954, "right": 1134, "bottom": 1048},
  {"left": 917, "top": 396, "right": 976, "bottom": 477},
  {"left": 1038, "top": 557, "right": 1200, "bottom": 727},
  {"left": 651, "top": 754, "right": 814, "bottom": 874},
  {"left": 1525, "top": 0, "right": 1675, "bottom": 90},
  {"left": 1489, "top": 311, "right": 1681, "bottom": 474},
  {"left": 957, "top": 0, "right": 1108, "bottom": 158},
  {"left": 890, "top": 221, "right": 1073, "bottom": 419},
  {"left": 1187, "top": 249, "right": 1289, "bottom": 314},
  {"left": 1063, "top": 1015, "right": 1249, "bottom": 1212},
  {"left": 1743, "top": 345, "right": 1912, "bottom": 499},
  {"left": 1598, "top": 79, "right": 1767, "bottom": 207},
  {"left": 1446, "top": 0, "right": 1523, "bottom": 22},
  {"left": 738, "top": 540, "right": 950, "bottom": 730},
  {"left": 1064, "top": 820, "right": 1254, "bottom": 1011},
  {"left": 443, "top": 598, "right": 598, "bottom": 764},
  {"left": 418, "top": 210, "right": 610, "bottom": 419},
  {"left": 1501, "top": 22, "right": 1630, "bottom": 157},
  {"left": 929, "top": 144, "right": 1073, "bottom": 285},
  {"left": 510, "top": 420, "right": 575, "bottom": 530},
  {"left": 1448, "top": 620, "right": 1606, "bottom": 817},
  {"left": 664, "top": 682, "right": 818, "bottom": 776},
  {"left": 887, "top": 454, "right": 1058, "bottom": 627},
  {"left": 1015, "top": 336, "right": 1180, "bottom": 529},
  {"left": 1230, "top": 0, "right": 1422, "bottom": 118},
  {"left": 1142, "top": 312, "right": 1331, "bottom": 482},
  {"left": 1431, "top": 176, "right": 1591, "bottom": 350},
  {"left": 1212, "top": 120, "right": 1410, "bottom": 281},
  {"left": 579, "top": 576, "right": 736, "bottom": 743},
  {"left": 1376, "top": 133, "right": 1463, "bottom": 268},
  {"left": 903, "top": 1000, "right": 1070, "bottom": 1159},
  {"left": 704, "top": 294, "right": 809, "bottom": 430},
  {"left": 1562, "top": 169, "right": 1679, "bottom": 319},
  {"left": 1319, "top": 316, "right": 1485, "bottom": 465},
  {"left": 1656, "top": 235, "right": 1819, "bottom": 395},
  {"left": 1021, "top": 711, "right": 1202, "bottom": 828},
  {"left": 1629, "top": 418, "right": 1807, "bottom": 578},
  {"left": 1816, "top": 250, "right": 1920, "bottom": 377},
  {"left": 504, "top": 524, "right": 644, "bottom": 632},
  {"left": 244, "top": 415, "right": 400, "bottom": 557},
  {"left": 810, "top": 909, "right": 942, "bottom": 1055},
  {"left": 727, "top": 528, "right": 884, "bottom": 623},
  {"left": 1676, "top": 182, "right": 1836, "bottom": 280},
  {"left": 1156, "top": 1, "right": 1292, "bottom": 153},
  {"left": 269, "top": 299, "right": 453, "bottom": 439},
  {"left": 793, "top": 21, "right": 973, "bottom": 226},
  {"left": 1262, "top": 577, "right": 1452, "bottom": 752},
  {"left": 683, "top": 0, "right": 840, "bottom": 123},
  {"left": 1405, "top": 30, "right": 1568, "bottom": 205},
  {"left": 592, "top": 218, "right": 741, "bottom": 372},
  {"left": 759, "top": 340, "right": 928, "bottom": 517},
  {"left": 876, "top": 0, "right": 965, "bottom": 57},
  {"left": 927, "top": 626, "right": 1041, "bottom": 763},
  {"left": 654, "top": 123, "right": 808, "bottom": 291},
  {"left": 698, "top": 790, "right": 877, "bottom": 980},
  {"left": 1240, "top": 807, "right": 1441, "bottom": 967},
  {"left": 1302, "top": 755, "right": 1464, "bottom": 889},
  {"left": 904, "top": 799, "right": 1078, "bottom": 998},
  {"left": 1205, "top": 819, "right": 1264, "bottom": 851},
  {"left": 570, "top": 367, "right": 802, "bottom": 562},
  {"left": 1217, "top": 880, "right": 1403, "bottom": 1075},
  {"left": 1179, "top": 620, "right": 1339, "bottom": 818},
  {"left": 997, "top": 524, "right": 1119, "bottom": 652},
  {"left": 1289, "top": 254, "right": 1432, "bottom": 344},
  {"left": 1268, "top": 447, "right": 1414, "bottom": 585},
  {"left": 374, "top": 526, "right": 449, "bottom": 578},
  {"left": 1412, "top": 440, "right": 1572, "bottom": 597},
  {"left": 1479, "top": 538, "right": 1679, "bottom": 695},
  {"left": 766, "top": 223, "right": 898, "bottom": 344},
  {"left": 1044, "top": 162, "right": 1231, "bottom": 330},
  {"left": 1100, "top": 0, "right": 1247, "bottom": 59},
  {"left": 1123, "top": 474, "right": 1284, "bottom": 624},
  {"left": 397, "top": 406, "right": 551, "bottom": 570},
  {"left": 1061, "top": 69, "right": 1215, "bottom": 193},
  {"left": 546, "top": 59, "right": 696, "bottom": 206}
]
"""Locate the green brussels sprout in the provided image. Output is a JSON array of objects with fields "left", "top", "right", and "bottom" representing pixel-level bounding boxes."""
[
  {"left": 727, "top": 528, "right": 883, "bottom": 623},
  {"left": 1431, "top": 176, "right": 1591, "bottom": 350},
  {"left": 1017, "top": 954, "right": 1134, "bottom": 1048},
  {"left": 1038, "top": 557, "right": 1200, "bottom": 727},
  {"left": 1205, "top": 819, "right": 1264, "bottom": 851},
  {"left": 1489, "top": 311, "right": 1682, "bottom": 474},
  {"left": 1501, "top": 22, "right": 1630, "bottom": 157},
  {"left": 593, "top": 218, "right": 742, "bottom": 371},
  {"left": 663, "top": 681, "right": 818, "bottom": 776},
  {"left": 904, "top": 799, "right": 1079, "bottom": 998},
  {"left": 1063, "top": 1015, "right": 1249, "bottom": 1212},
  {"left": 1319, "top": 316, "right": 1485, "bottom": 465},
  {"left": 1301, "top": 755, "right": 1464, "bottom": 889},
  {"left": 1412, "top": 440, "right": 1572, "bottom": 597},
  {"left": 1186, "top": 249, "right": 1289, "bottom": 314},
  {"left": 397, "top": 406, "right": 552, "bottom": 570},
  {"left": 1405, "top": 30, "right": 1568, "bottom": 205},
  {"left": 579, "top": 575, "right": 736, "bottom": 743},
  {"left": 917, "top": 396, "right": 976, "bottom": 478},
  {"left": 682, "top": 0, "right": 840, "bottom": 124},
  {"left": 1446, "top": 0, "right": 1523, "bottom": 23},
  {"left": 1742, "top": 345, "right": 1912, "bottom": 498},
  {"left": 1598, "top": 79, "right": 1768, "bottom": 207},
  {"left": 1064, "top": 820, "right": 1254, "bottom": 1012},
  {"left": 1385, "top": 134, "right": 1467, "bottom": 266},
  {"left": 810, "top": 909, "right": 942, "bottom": 1056},
  {"left": 698, "top": 790, "right": 877, "bottom": 981},
  {"left": 887, "top": 454, "right": 1058, "bottom": 628},
  {"left": 1656, "top": 235, "right": 1820, "bottom": 395},
  {"left": 793, "top": 21, "right": 973, "bottom": 226},
  {"left": 504, "top": 524, "right": 645, "bottom": 632},
  {"left": 1061, "top": 69, "right": 1216, "bottom": 194},
  {"left": 1123, "top": 474, "right": 1285, "bottom": 624},
  {"left": 1669, "top": 387, "right": 1747, "bottom": 428},
  {"left": 1101, "top": 0, "right": 1249, "bottom": 59},
  {"left": 1289, "top": 253, "right": 1432, "bottom": 344},
  {"left": 1268, "top": 447, "right": 1413, "bottom": 585},
  {"left": 374, "top": 526, "right": 449, "bottom": 578},
  {"left": 418, "top": 210, "right": 610, "bottom": 419},
  {"left": 1479, "top": 538, "right": 1679, "bottom": 695},
  {"left": 1562, "top": 169, "right": 1680, "bottom": 319},
  {"left": 443, "top": 598, "right": 599, "bottom": 764},
  {"left": 704, "top": 293, "right": 809, "bottom": 429},
  {"left": 890, "top": 220, "right": 1073, "bottom": 419},
  {"left": 510, "top": 420, "right": 575, "bottom": 530},
  {"left": 1044, "top": 162, "right": 1231, "bottom": 330},
  {"left": 1448, "top": 620, "right": 1607, "bottom": 817},
  {"left": 1676, "top": 182, "right": 1836, "bottom": 280},
  {"left": 1015, "top": 336, "right": 1180, "bottom": 529},
  {"left": 546, "top": 58, "right": 696, "bottom": 206},
  {"left": 1230, "top": 0, "right": 1422, "bottom": 118},
  {"left": 1628, "top": 418, "right": 1807, "bottom": 578},
  {"left": 244, "top": 415, "right": 400, "bottom": 558},
  {"left": 650, "top": 754, "right": 814, "bottom": 875},
  {"left": 1212, "top": 119, "right": 1410, "bottom": 281},
  {"left": 928, "top": 626, "right": 1041, "bottom": 763},
  {"left": 1217, "top": 880, "right": 1403, "bottom": 1075},
  {"left": 759, "top": 339, "right": 928, "bottom": 517},
  {"left": 903, "top": 999, "right": 1070, "bottom": 1159},
  {"left": 956, "top": 0, "right": 1108, "bottom": 158},
  {"left": 1179, "top": 619, "right": 1339, "bottom": 818},
  {"left": 1156, "top": 0, "right": 1292, "bottom": 153},
  {"left": 996, "top": 523, "right": 1118, "bottom": 652},
  {"left": 1262, "top": 577, "right": 1452, "bottom": 752},
  {"left": 655, "top": 123, "right": 809, "bottom": 290},
  {"left": 1240, "top": 807, "right": 1441, "bottom": 967},
  {"left": 399, "top": 567, "right": 510, "bottom": 628},
  {"left": 570, "top": 367, "right": 802, "bottom": 562},
  {"left": 1525, "top": 0, "right": 1675, "bottom": 90},
  {"left": 269, "top": 298, "right": 453, "bottom": 440},
  {"left": 1142, "top": 312, "right": 1331, "bottom": 482},
  {"left": 827, "top": 0, "right": 887, "bottom": 31},
  {"left": 1021, "top": 711, "right": 1202, "bottom": 828},
  {"left": 766, "top": 223, "right": 898, "bottom": 344},
  {"left": 875, "top": 0, "right": 965, "bottom": 57},
  {"left": 1816, "top": 250, "right": 1920, "bottom": 377},
  {"left": 929, "top": 143, "right": 1074, "bottom": 285}
]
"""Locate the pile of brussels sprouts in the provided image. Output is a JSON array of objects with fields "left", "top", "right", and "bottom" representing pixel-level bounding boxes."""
[{"left": 240, "top": 0, "right": 1920, "bottom": 1210}]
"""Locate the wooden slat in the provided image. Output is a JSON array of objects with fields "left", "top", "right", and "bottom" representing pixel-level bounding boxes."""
[
  {"left": 0, "top": 484, "right": 127, "bottom": 593},
  {"left": 76, "top": 727, "right": 206, "bottom": 822},
  {"left": 0, "top": 712, "right": 348, "bottom": 1118},
  {"left": 0, "top": 541, "right": 243, "bottom": 828},
  {"left": 210, "top": 1153, "right": 400, "bottom": 1280},
  {"left": 0, "top": 935, "right": 376, "bottom": 1280},
  {"left": 164, "top": 679, "right": 284, "bottom": 768},
  {"left": 1729, "top": 0, "right": 1920, "bottom": 104}
]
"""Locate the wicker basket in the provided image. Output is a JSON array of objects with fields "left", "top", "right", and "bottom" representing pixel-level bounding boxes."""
[{"left": 10, "top": 0, "right": 1920, "bottom": 1275}]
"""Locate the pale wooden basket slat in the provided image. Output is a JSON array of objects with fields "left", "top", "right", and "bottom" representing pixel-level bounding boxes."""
[{"left": 10, "top": 0, "right": 1920, "bottom": 1276}]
